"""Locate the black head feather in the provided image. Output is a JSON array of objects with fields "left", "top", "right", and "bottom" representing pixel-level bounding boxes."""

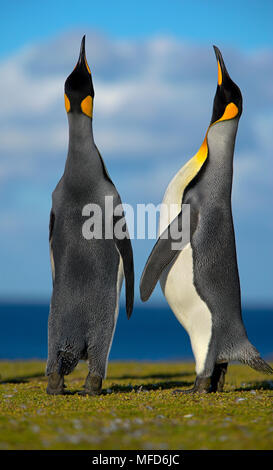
[
  {"left": 64, "top": 36, "right": 94, "bottom": 114},
  {"left": 211, "top": 46, "right": 242, "bottom": 124}
]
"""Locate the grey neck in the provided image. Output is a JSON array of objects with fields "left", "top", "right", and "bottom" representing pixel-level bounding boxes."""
[
  {"left": 64, "top": 113, "right": 102, "bottom": 186},
  {"left": 203, "top": 117, "right": 239, "bottom": 199}
]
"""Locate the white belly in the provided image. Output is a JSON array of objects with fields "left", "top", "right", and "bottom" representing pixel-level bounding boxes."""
[{"left": 160, "top": 243, "right": 212, "bottom": 375}]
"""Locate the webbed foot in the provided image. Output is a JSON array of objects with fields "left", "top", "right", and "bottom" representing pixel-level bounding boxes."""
[
  {"left": 173, "top": 376, "right": 211, "bottom": 395},
  {"left": 79, "top": 373, "right": 102, "bottom": 396},
  {"left": 46, "top": 371, "right": 65, "bottom": 395}
]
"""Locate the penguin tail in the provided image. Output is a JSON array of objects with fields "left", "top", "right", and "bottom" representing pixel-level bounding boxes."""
[
  {"left": 239, "top": 341, "right": 273, "bottom": 375},
  {"left": 57, "top": 350, "right": 79, "bottom": 376},
  {"left": 244, "top": 355, "right": 273, "bottom": 375}
]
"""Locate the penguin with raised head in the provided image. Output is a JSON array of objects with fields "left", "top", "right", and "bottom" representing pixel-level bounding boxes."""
[
  {"left": 140, "top": 46, "right": 272, "bottom": 393},
  {"left": 46, "top": 36, "right": 134, "bottom": 395}
]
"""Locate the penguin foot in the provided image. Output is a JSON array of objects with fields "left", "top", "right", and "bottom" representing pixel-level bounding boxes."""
[
  {"left": 79, "top": 374, "right": 102, "bottom": 396},
  {"left": 210, "top": 363, "right": 228, "bottom": 393},
  {"left": 78, "top": 390, "right": 101, "bottom": 396},
  {"left": 173, "top": 376, "right": 211, "bottom": 395},
  {"left": 46, "top": 372, "right": 65, "bottom": 395}
]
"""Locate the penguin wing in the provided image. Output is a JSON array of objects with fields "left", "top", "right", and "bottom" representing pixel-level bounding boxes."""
[
  {"left": 140, "top": 207, "right": 193, "bottom": 302},
  {"left": 49, "top": 209, "right": 55, "bottom": 240},
  {"left": 113, "top": 210, "right": 134, "bottom": 319},
  {"left": 49, "top": 209, "right": 55, "bottom": 283}
]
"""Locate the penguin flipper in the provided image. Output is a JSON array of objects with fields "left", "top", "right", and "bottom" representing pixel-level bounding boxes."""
[
  {"left": 113, "top": 213, "right": 134, "bottom": 319},
  {"left": 49, "top": 209, "right": 55, "bottom": 284},
  {"left": 49, "top": 209, "right": 55, "bottom": 241},
  {"left": 140, "top": 209, "right": 192, "bottom": 302}
]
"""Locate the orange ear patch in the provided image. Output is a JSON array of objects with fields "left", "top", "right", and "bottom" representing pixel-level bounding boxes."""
[
  {"left": 219, "top": 102, "right": 238, "bottom": 120},
  {"left": 217, "top": 60, "right": 222, "bottom": 85},
  {"left": 64, "top": 93, "right": 71, "bottom": 113},
  {"left": 81, "top": 95, "right": 93, "bottom": 117}
]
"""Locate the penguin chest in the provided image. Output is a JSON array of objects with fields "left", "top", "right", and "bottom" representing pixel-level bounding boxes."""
[{"left": 160, "top": 243, "right": 212, "bottom": 374}]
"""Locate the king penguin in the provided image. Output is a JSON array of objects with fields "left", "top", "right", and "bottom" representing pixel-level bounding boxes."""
[
  {"left": 140, "top": 46, "right": 272, "bottom": 393},
  {"left": 46, "top": 36, "right": 134, "bottom": 395}
]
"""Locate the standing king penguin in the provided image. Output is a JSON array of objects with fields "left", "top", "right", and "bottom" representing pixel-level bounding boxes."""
[
  {"left": 140, "top": 46, "right": 272, "bottom": 393},
  {"left": 46, "top": 36, "right": 134, "bottom": 395}
]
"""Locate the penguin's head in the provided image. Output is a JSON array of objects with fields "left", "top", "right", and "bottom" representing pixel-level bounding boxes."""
[
  {"left": 211, "top": 46, "right": 242, "bottom": 124},
  {"left": 64, "top": 35, "right": 94, "bottom": 118}
]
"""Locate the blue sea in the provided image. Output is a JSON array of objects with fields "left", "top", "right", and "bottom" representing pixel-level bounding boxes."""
[{"left": 0, "top": 303, "right": 272, "bottom": 361}]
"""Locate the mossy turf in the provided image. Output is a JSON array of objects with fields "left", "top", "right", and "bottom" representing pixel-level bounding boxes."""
[{"left": 0, "top": 361, "right": 272, "bottom": 450}]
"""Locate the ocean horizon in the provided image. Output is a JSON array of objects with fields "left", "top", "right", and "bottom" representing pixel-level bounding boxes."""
[{"left": 0, "top": 302, "right": 272, "bottom": 362}]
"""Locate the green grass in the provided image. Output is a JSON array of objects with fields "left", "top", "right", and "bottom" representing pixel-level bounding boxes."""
[{"left": 0, "top": 361, "right": 272, "bottom": 450}]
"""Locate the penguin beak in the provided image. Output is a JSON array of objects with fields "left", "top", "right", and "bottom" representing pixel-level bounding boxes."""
[
  {"left": 75, "top": 35, "right": 91, "bottom": 74},
  {"left": 213, "top": 45, "right": 230, "bottom": 86},
  {"left": 78, "top": 35, "right": 86, "bottom": 66}
]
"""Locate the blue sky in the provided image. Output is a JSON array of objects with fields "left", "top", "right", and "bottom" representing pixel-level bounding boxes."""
[
  {"left": 0, "top": 1, "right": 272, "bottom": 304},
  {"left": 1, "top": 0, "right": 272, "bottom": 58}
]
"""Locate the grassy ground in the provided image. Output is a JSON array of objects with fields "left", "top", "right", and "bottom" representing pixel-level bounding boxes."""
[{"left": 0, "top": 361, "right": 272, "bottom": 450}]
